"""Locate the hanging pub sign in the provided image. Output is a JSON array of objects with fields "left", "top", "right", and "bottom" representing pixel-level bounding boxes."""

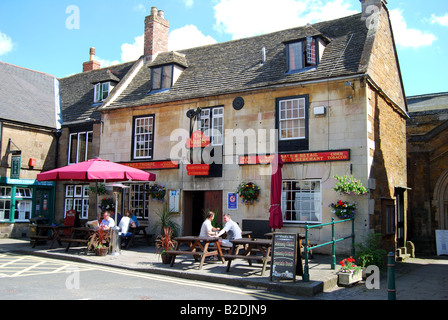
[
  {"left": 186, "top": 130, "right": 211, "bottom": 149},
  {"left": 10, "top": 155, "right": 21, "bottom": 179}
]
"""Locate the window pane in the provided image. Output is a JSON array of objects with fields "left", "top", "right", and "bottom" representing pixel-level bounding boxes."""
[
  {"left": 288, "top": 42, "right": 303, "bottom": 71},
  {"left": 69, "top": 134, "right": 78, "bottom": 164},
  {"left": 134, "top": 116, "right": 154, "bottom": 159},
  {"left": 162, "top": 65, "right": 172, "bottom": 89},
  {"left": 152, "top": 68, "right": 162, "bottom": 90},
  {"left": 282, "top": 180, "right": 321, "bottom": 223}
]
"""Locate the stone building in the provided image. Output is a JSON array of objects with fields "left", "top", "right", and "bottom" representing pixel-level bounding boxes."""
[
  {"left": 407, "top": 92, "right": 448, "bottom": 254},
  {"left": 96, "top": 0, "right": 409, "bottom": 255},
  {"left": 0, "top": 61, "right": 61, "bottom": 237}
]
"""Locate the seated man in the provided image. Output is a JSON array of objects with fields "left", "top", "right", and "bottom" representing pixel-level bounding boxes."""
[
  {"left": 199, "top": 211, "right": 220, "bottom": 237},
  {"left": 217, "top": 213, "right": 242, "bottom": 247},
  {"left": 118, "top": 210, "right": 133, "bottom": 247},
  {"left": 100, "top": 211, "right": 115, "bottom": 231}
]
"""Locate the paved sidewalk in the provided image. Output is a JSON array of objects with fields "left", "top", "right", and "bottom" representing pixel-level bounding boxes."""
[{"left": 1, "top": 238, "right": 447, "bottom": 300}]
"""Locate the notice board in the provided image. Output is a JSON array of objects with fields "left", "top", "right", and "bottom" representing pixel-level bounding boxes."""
[
  {"left": 270, "top": 233, "right": 298, "bottom": 282},
  {"left": 436, "top": 230, "right": 448, "bottom": 256}
]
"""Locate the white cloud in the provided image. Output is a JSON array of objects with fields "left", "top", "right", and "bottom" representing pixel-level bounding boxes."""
[
  {"left": 182, "top": 0, "right": 194, "bottom": 8},
  {"left": 169, "top": 25, "right": 217, "bottom": 51},
  {"left": 430, "top": 13, "right": 448, "bottom": 27},
  {"left": 390, "top": 9, "right": 437, "bottom": 49},
  {"left": 0, "top": 31, "right": 13, "bottom": 56},
  {"left": 96, "top": 57, "right": 121, "bottom": 68},
  {"left": 213, "top": 0, "right": 358, "bottom": 40},
  {"left": 121, "top": 34, "right": 144, "bottom": 62}
]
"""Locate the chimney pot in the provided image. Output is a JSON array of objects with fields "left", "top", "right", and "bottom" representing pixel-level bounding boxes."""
[
  {"left": 83, "top": 47, "right": 101, "bottom": 72},
  {"left": 151, "top": 7, "right": 158, "bottom": 16},
  {"left": 89, "top": 47, "right": 96, "bottom": 61},
  {"left": 158, "top": 10, "right": 165, "bottom": 19}
]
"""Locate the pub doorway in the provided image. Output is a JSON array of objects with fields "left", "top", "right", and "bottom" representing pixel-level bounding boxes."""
[{"left": 183, "top": 191, "right": 222, "bottom": 236}]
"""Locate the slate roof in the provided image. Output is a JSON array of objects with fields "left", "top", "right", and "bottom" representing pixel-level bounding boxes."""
[
  {"left": 59, "top": 62, "right": 134, "bottom": 124},
  {"left": 407, "top": 92, "right": 448, "bottom": 113},
  {"left": 0, "top": 61, "right": 59, "bottom": 129},
  {"left": 106, "top": 13, "right": 371, "bottom": 110}
]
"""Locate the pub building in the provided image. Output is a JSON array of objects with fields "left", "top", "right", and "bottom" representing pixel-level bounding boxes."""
[{"left": 96, "top": 1, "right": 409, "bottom": 256}]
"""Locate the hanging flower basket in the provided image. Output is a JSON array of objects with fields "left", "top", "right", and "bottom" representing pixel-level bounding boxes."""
[
  {"left": 333, "top": 175, "right": 368, "bottom": 195},
  {"left": 237, "top": 182, "right": 260, "bottom": 205},
  {"left": 99, "top": 198, "right": 115, "bottom": 211},
  {"left": 147, "top": 183, "right": 166, "bottom": 201},
  {"left": 330, "top": 200, "right": 357, "bottom": 219}
]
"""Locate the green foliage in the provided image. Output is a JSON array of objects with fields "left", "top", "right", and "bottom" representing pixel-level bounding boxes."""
[
  {"left": 333, "top": 175, "right": 368, "bottom": 195},
  {"left": 355, "top": 233, "right": 387, "bottom": 269},
  {"left": 237, "top": 182, "right": 260, "bottom": 204},
  {"left": 152, "top": 205, "right": 180, "bottom": 237}
]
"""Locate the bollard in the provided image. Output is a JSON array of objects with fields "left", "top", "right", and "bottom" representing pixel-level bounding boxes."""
[{"left": 387, "top": 252, "right": 396, "bottom": 300}]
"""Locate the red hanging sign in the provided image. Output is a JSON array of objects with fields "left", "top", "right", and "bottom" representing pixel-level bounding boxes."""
[
  {"left": 186, "top": 164, "right": 210, "bottom": 176},
  {"left": 186, "top": 131, "right": 211, "bottom": 148}
]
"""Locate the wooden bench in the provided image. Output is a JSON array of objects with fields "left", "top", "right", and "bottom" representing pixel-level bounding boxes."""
[{"left": 30, "top": 235, "right": 49, "bottom": 248}]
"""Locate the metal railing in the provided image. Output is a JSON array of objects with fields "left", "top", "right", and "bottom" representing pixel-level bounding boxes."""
[{"left": 302, "top": 217, "right": 355, "bottom": 282}]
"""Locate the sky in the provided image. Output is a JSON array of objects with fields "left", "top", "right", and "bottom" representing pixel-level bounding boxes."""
[{"left": 0, "top": 0, "right": 447, "bottom": 97}]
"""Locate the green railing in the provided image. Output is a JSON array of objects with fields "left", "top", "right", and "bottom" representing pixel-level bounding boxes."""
[{"left": 302, "top": 217, "right": 355, "bottom": 282}]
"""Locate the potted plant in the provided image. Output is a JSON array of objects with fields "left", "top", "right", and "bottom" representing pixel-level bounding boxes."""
[
  {"left": 88, "top": 227, "right": 110, "bottom": 256},
  {"left": 329, "top": 200, "right": 357, "bottom": 219},
  {"left": 338, "top": 257, "right": 362, "bottom": 285},
  {"left": 333, "top": 175, "right": 368, "bottom": 195},
  {"left": 147, "top": 183, "right": 166, "bottom": 201},
  {"left": 156, "top": 227, "right": 177, "bottom": 264},
  {"left": 152, "top": 205, "right": 180, "bottom": 237},
  {"left": 237, "top": 182, "right": 260, "bottom": 204}
]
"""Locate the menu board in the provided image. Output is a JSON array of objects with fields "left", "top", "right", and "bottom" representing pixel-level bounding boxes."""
[
  {"left": 270, "top": 233, "right": 297, "bottom": 282},
  {"left": 436, "top": 230, "right": 448, "bottom": 256}
]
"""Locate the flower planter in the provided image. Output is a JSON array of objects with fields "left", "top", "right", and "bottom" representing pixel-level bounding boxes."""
[
  {"left": 338, "top": 271, "right": 362, "bottom": 286},
  {"left": 161, "top": 254, "right": 173, "bottom": 264},
  {"left": 95, "top": 247, "right": 108, "bottom": 256}
]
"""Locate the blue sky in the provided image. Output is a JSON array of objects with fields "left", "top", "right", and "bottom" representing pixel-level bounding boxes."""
[{"left": 0, "top": 0, "right": 447, "bottom": 97}]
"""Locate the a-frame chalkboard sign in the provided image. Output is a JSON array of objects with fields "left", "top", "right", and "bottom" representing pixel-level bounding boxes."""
[{"left": 270, "top": 233, "right": 298, "bottom": 282}]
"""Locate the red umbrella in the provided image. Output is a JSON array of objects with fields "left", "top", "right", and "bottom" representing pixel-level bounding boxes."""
[
  {"left": 269, "top": 154, "right": 283, "bottom": 230},
  {"left": 37, "top": 158, "right": 156, "bottom": 220},
  {"left": 37, "top": 158, "right": 156, "bottom": 182}
]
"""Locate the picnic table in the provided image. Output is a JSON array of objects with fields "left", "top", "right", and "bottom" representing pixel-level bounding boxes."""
[
  {"left": 167, "top": 236, "right": 225, "bottom": 269},
  {"left": 223, "top": 238, "right": 272, "bottom": 275},
  {"left": 61, "top": 227, "right": 94, "bottom": 252},
  {"left": 124, "top": 225, "right": 151, "bottom": 249},
  {"left": 30, "top": 225, "right": 72, "bottom": 249}
]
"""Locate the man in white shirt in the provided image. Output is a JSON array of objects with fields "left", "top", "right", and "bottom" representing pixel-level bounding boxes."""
[
  {"left": 217, "top": 213, "right": 242, "bottom": 247},
  {"left": 199, "top": 211, "right": 220, "bottom": 237},
  {"left": 100, "top": 211, "right": 115, "bottom": 230}
]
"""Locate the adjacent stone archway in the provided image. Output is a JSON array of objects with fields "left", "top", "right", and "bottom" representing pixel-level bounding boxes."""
[{"left": 434, "top": 169, "right": 448, "bottom": 230}]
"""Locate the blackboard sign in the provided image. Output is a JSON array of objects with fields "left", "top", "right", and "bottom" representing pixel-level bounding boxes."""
[{"left": 270, "top": 233, "right": 297, "bottom": 282}]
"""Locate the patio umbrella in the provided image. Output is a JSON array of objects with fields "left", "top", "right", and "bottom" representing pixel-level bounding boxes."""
[
  {"left": 37, "top": 158, "right": 156, "bottom": 219},
  {"left": 269, "top": 154, "right": 283, "bottom": 230}
]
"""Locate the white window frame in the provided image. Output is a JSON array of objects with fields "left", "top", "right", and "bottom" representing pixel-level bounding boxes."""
[
  {"left": 68, "top": 131, "right": 93, "bottom": 165},
  {"left": 279, "top": 98, "right": 306, "bottom": 141},
  {"left": 94, "top": 82, "right": 111, "bottom": 103},
  {"left": 281, "top": 180, "right": 322, "bottom": 224},
  {"left": 14, "top": 188, "right": 33, "bottom": 221},
  {"left": 64, "top": 184, "right": 89, "bottom": 219},
  {"left": 0, "top": 187, "right": 12, "bottom": 221},
  {"left": 133, "top": 115, "right": 155, "bottom": 160},
  {"left": 199, "top": 106, "right": 224, "bottom": 146}
]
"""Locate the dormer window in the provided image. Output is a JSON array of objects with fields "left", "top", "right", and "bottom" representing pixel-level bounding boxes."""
[
  {"left": 151, "top": 65, "right": 173, "bottom": 91},
  {"left": 94, "top": 82, "right": 112, "bottom": 103},
  {"left": 286, "top": 36, "right": 325, "bottom": 73}
]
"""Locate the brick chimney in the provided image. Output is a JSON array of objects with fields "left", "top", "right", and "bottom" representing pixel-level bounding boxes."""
[
  {"left": 83, "top": 47, "right": 101, "bottom": 72},
  {"left": 144, "top": 7, "right": 169, "bottom": 63}
]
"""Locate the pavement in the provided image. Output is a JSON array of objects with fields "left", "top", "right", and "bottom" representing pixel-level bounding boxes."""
[{"left": 1, "top": 238, "right": 447, "bottom": 300}]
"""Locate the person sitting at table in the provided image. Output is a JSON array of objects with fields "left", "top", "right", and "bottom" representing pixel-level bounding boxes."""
[
  {"left": 118, "top": 210, "right": 133, "bottom": 247},
  {"left": 217, "top": 213, "right": 242, "bottom": 247},
  {"left": 199, "top": 211, "right": 220, "bottom": 237},
  {"left": 128, "top": 210, "right": 139, "bottom": 227},
  {"left": 100, "top": 211, "right": 115, "bottom": 230}
]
